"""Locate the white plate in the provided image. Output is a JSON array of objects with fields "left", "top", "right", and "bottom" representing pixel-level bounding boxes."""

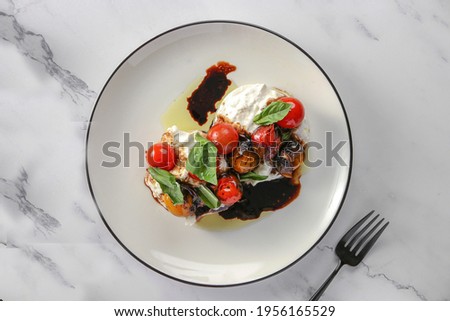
[{"left": 86, "top": 21, "right": 352, "bottom": 286}]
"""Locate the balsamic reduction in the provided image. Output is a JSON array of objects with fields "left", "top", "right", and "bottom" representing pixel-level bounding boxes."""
[
  {"left": 218, "top": 178, "right": 301, "bottom": 220},
  {"left": 186, "top": 61, "right": 236, "bottom": 125}
]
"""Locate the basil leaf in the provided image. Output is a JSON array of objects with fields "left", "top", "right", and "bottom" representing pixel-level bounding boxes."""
[
  {"left": 194, "top": 132, "right": 210, "bottom": 145},
  {"left": 147, "top": 166, "right": 173, "bottom": 186},
  {"left": 147, "top": 167, "right": 184, "bottom": 205},
  {"left": 239, "top": 172, "right": 269, "bottom": 181},
  {"left": 281, "top": 130, "right": 292, "bottom": 141},
  {"left": 197, "top": 185, "right": 221, "bottom": 209},
  {"left": 160, "top": 184, "right": 184, "bottom": 205},
  {"left": 253, "top": 101, "right": 292, "bottom": 125},
  {"left": 202, "top": 143, "right": 218, "bottom": 184},
  {"left": 186, "top": 134, "right": 218, "bottom": 185}
]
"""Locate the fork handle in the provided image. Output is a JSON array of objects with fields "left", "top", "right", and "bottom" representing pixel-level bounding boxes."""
[{"left": 309, "top": 261, "right": 344, "bottom": 301}]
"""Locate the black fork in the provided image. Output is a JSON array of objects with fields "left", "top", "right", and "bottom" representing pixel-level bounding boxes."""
[{"left": 309, "top": 210, "right": 389, "bottom": 301}]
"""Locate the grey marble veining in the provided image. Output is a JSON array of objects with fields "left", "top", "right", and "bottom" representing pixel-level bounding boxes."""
[
  {"left": 0, "top": 11, "right": 95, "bottom": 104},
  {"left": 17, "top": 243, "right": 74, "bottom": 289},
  {"left": 0, "top": 169, "right": 60, "bottom": 235},
  {"left": 354, "top": 18, "right": 379, "bottom": 41},
  {"left": 360, "top": 262, "right": 427, "bottom": 301},
  {"left": 0, "top": 0, "right": 449, "bottom": 300}
]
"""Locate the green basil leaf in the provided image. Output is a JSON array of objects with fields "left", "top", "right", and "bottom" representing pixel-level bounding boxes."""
[
  {"left": 147, "top": 167, "right": 184, "bottom": 205},
  {"left": 194, "top": 132, "right": 210, "bottom": 145},
  {"left": 147, "top": 166, "right": 173, "bottom": 186},
  {"left": 281, "top": 130, "right": 292, "bottom": 141},
  {"left": 197, "top": 185, "right": 221, "bottom": 209},
  {"left": 253, "top": 101, "right": 292, "bottom": 125},
  {"left": 239, "top": 172, "right": 269, "bottom": 181},
  {"left": 202, "top": 143, "right": 218, "bottom": 184},
  {"left": 161, "top": 184, "right": 184, "bottom": 205},
  {"left": 186, "top": 135, "right": 218, "bottom": 185}
]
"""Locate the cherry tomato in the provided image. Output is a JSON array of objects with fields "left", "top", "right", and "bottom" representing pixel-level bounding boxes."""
[
  {"left": 188, "top": 172, "right": 203, "bottom": 182},
  {"left": 251, "top": 124, "right": 281, "bottom": 147},
  {"left": 147, "top": 142, "right": 176, "bottom": 171},
  {"left": 207, "top": 123, "right": 239, "bottom": 155},
  {"left": 276, "top": 97, "right": 305, "bottom": 129},
  {"left": 188, "top": 172, "right": 199, "bottom": 180},
  {"left": 215, "top": 174, "right": 242, "bottom": 206}
]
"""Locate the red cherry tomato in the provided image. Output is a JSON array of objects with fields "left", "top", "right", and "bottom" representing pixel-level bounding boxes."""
[
  {"left": 276, "top": 97, "right": 305, "bottom": 129},
  {"left": 188, "top": 172, "right": 202, "bottom": 181},
  {"left": 147, "top": 142, "right": 176, "bottom": 171},
  {"left": 207, "top": 123, "right": 239, "bottom": 155},
  {"left": 251, "top": 124, "right": 281, "bottom": 147},
  {"left": 216, "top": 175, "right": 242, "bottom": 206}
]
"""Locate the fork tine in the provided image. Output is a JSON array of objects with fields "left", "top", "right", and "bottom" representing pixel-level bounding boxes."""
[
  {"left": 354, "top": 220, "right": 389, "bottom": 258},
  {"left": 340, "top": 210, "right": 375, "bottom": 244},
  {"left": 347, "top": 214, "right": 380, "bottom": 249},
  {"left": 352, "top": 218, "right": 384, "bottom": 253}
]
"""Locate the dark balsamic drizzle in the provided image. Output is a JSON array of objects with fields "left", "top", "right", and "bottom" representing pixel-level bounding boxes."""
[
  {"left": 186, "top": 61, "right": 236, "bottom": 125},
  {"left": 217, "top": 178, "right": 301, "bottom": 220}
]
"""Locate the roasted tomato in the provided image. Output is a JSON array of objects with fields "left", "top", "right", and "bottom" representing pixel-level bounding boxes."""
[
  {"left": 251, "top": 124, "right": 282, "bottom": 160},
  {"left": 251, "top": 124, "right": 281, "bottom": 147},
  {"left": 147, "top": 142, "right": 176, "bottom": 171},
  {"left": 274, "top": 140, "right": 304, "bottom": 178},
  {"left": 231, "top": 150, "right": 260, "bottom": 174},
  {"left": 207, "top": 123, "right": 239, "bottom": 155},
  {"left": 215, "top": 174, "right": 242, "bottom": 206},
  {"left": 276, "top": 97, "right": 305, "bottom": 129},
  {"left": 230, "top": 138, "right": 260, "bottom": 174}
]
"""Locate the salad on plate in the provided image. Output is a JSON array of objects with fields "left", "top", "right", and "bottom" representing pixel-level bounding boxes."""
[{"left": 145, "top": 63, "right": 307, "bottom": 223}]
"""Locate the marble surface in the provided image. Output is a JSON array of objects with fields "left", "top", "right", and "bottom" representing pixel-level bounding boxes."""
[{"left": 0, "top": 0, "right": 449, "bottom": 300}]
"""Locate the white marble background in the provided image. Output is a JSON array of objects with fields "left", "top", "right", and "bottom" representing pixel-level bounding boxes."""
[{"left": 0, "top": 0, "right": 449, "bottom": 300}]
